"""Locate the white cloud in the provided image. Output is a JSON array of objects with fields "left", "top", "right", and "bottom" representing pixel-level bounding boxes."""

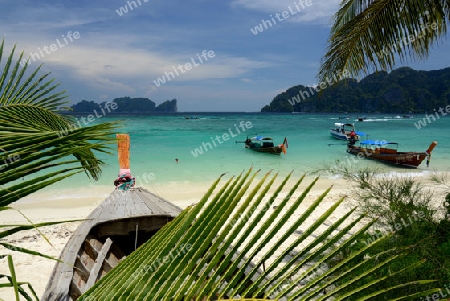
[
  {"left": 13, "top": 33, "right": 271, "bottom": 94},
  {"left": 232, "top": 0, "right": 340, "bottom": 24},
  {"left": 55, "top": 47, "right": 266, "bottom": 79}
]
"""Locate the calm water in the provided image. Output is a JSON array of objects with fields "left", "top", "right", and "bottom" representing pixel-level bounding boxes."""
[{"left": 23, "top": 113, "right": 450, "bottom": 201}]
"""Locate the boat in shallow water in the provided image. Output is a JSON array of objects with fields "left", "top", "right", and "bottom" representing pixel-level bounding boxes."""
[
  {"left": 244, "top": 136, "right": 288, "bottom": 155},
  {"left": 347, "top": 140, "right": 438, "bottom": 168},
  {"left": 330, "top": 123, "right": 364, "bottom": 141}
]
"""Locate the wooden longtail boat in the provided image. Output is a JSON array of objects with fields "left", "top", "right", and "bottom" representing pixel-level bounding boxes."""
[
  {"left": 347, "top": 140, "right": 438, "bottom": 168},
  {"left": 42, "top": 134, "right": 181, "bottom": 301},
  {"left": 243, "top": 136, "right": 288, "bottom": 155}
]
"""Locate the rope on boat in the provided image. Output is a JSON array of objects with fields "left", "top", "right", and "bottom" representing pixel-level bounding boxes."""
[{"left": 114, "top": 169, "right": 135, "bottom": 190}]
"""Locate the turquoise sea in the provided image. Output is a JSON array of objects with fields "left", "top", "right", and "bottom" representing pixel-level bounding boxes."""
[{"left": 22, "top": 113, "right": 450, "bottom": 203}]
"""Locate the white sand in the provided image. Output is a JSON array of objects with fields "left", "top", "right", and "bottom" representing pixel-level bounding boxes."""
[
  {"left": 2, "top": 173, "right": 445, "bottom": 300},
  {"left": 0, "top": 182, "right": 205, "bottom": 300}
]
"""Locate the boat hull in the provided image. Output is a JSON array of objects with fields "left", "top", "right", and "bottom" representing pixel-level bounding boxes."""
[
  {"left": 42, "top": 188, "right": 182, "bottom": 301},
  {"left": 347, "top": 146, "right": 427, "bottom": 168},
  {"left": 330, "top": 123, "right": 360, "bottom": 141},
  {"left": 245, "top": 145, "right": 283, "bottom": 154},
  {"left": 330, "top": 130, "right": 349, "bottom": 141},
  {"left": 330, "top": 130, "right": 360, "bottom": 141}
]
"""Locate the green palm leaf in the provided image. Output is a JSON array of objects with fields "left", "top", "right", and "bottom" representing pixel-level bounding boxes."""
[
  {"left": 0, "top": 39, "right": 118, "bottom": 298},
  {"left": 0, "top": 276, "right": 39, "bottom": 301},
  {"left": 318, "top": 0, "right": 449, "bottom": 82},
  {"left": 0, "top": 41, "right": 119, "bottom": 208},
  {"left": 0, "top": 104, "right": 118, "bottom": 187},
  {"left": 7, "top": 255, "right": 19, "bottom": 301},
  {"left": 0, "top": 39, "right": 68, "bottom": 111},
  {"left": 79, "top": 169, "right": 439, "bottom": 300}
]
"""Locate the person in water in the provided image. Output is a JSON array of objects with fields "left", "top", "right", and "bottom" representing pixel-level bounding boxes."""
[{"left": 348, "top": 131, "right": 357, "bottom": 147}]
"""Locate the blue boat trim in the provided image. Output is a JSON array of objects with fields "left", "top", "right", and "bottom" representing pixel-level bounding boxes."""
[{"left": 360, "top": 140, "right": 395, "bottom": 146}]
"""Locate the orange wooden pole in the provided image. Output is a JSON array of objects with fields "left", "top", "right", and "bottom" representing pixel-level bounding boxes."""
[
  {"left": 426, "top": 141, "right": 438, "bottom": 154},
  {"left": 117, "top": 134, "right": 130, "bottom": 171}
]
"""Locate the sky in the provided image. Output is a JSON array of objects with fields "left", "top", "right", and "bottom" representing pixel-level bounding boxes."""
[{"left": 2, "top": 0, "right": 450, "bottom": 112}]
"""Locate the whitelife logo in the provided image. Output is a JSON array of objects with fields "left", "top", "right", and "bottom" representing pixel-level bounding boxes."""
[
  {"left": 190, "top": 121, "right": 253, "bottom": 157},
  {"left": 57, "top": 101, "right": 118, "bottom": 137},
  {"left": 116, "top": 0, "right": 149, "bottom": 16},
  {"left": 250, "top": 0, "right": 313, "bottom": 35},
  {"left": 20, "top": 31, "right": 81, "bottom": 67},
  {"left": 152, "top": 50, "right": 215, "bottom": 87},
  {"left": 414, "top": 105, "right": 450, "bottom": 129},
  {"left": 287, "top": 69, "right": 350, "bottom": 106},
  {"left": 0, "top": 147, "right": 20, "bottom": 171}
]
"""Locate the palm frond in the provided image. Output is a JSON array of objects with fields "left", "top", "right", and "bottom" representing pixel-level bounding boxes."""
[
  {"left": 0, "top": 40, "right": 119, "bottom": 208},
  {"left": 7, "top": 255, "right": 19, "bottom": 301},
  {"left": 79, "top": 170, "right": 439, "bottom": 300},
  {"left": 0, "top": 243, "right": 62, "bottom": 262},
  {"left": 0, "top": 220, "right": 80, "bottom": 239},
  {"left": 318, "top": 0, "right": 449, "bottom": 82},
  {"left": 0, "top": 39, "right": 68, "bottom": 111},
  {"left": 0, "top": 271, "right": 39, "bottom": 301},
  {"left": 0, "top": 105, "right": 119, "bottom": 206},
  {"left": 0, "top": 40, "right": 119, "bottom": 299}
]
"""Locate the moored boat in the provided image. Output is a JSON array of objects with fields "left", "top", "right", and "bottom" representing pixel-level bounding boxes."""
[
  {"left": 244, "top": 136, "right": 288, "bottom": 155},
  {"left": 347, "top": 140, "right": 438, "bottom": 168},
  {"left": 330, "top": 123, "right": 363, "bottom": 141}
]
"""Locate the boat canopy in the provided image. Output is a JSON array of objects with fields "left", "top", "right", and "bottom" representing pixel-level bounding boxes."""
[
  {"left": 334, "top": 123, "right": 354, "bottom": 128},
  {"left": 251, "top": 136, "right": 273, "bottom": 141},
  {"left": 360, "top": 140, "right": 397, "bottom": 146}
]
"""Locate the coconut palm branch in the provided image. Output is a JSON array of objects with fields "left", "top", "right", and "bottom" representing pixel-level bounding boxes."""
[
  {"left": 0, "top": 39, "right": 118, "bottom": 299},
  {"left": 0, "top": 39, "right": 119, "bottom": 207},
  {"left": 318, "top": 0, "right": 449, "bottom": 82},
  {"left": 79, "top": 169, "right": 439, "bottom": 300}
]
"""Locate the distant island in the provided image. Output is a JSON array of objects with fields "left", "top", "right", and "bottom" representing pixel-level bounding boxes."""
[
  {"left": 68, "top": 97, "right": 177, "bottom": 113},
  {"left": 261, "top": 67, "right": 450, "bottom": 113}
]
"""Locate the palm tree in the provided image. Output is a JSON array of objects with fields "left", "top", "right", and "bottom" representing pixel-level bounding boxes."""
[
  {"left": 0, "top": 39, "right": 118, "bottom": 299},
  {"left": 318, "top": 0, "right": 449, "bottom": 82},
  {"left": 80, "top": 169, "right": 440, "bottom": 300}
]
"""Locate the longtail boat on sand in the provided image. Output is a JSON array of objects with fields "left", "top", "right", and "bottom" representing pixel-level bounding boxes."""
[
  {"left": 347, "top": 140, "right": 437, "bottom": 168},
  {"left": 42, "top": 134, "right": 181, "bottom": 301}
]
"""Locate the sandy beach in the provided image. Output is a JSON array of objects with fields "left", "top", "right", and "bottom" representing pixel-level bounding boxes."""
[{"left": 0, "top": 173, "right": 446, "bottom": 300}]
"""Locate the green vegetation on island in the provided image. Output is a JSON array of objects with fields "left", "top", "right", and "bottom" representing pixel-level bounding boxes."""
[
  {"left": 71, "top": 97, "right": 177, "bottom": 113},
  {"left": 261, "top": 67, "right": 450, "bottom": 113}
]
